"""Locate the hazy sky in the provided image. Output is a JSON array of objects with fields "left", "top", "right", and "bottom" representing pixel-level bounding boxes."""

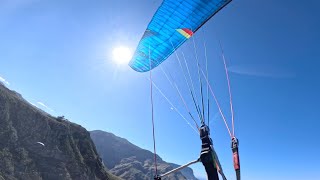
[{"left": 1, "top": 0, "right": 320, "bottom": 179}]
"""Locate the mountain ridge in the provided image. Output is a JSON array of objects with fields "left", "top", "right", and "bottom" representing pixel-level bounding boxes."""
[
  {"left": 90, "top": 130, "right": 198, "bottom": 180},
  {"left": 0, "top": 84, "right": 119, "bottom": 180}
]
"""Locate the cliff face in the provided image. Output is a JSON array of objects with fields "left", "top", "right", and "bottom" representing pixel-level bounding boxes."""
[
  {"left": 0, "top": 84, "right": 119, "bottom": 180},
  {"left": 90, "top": 130, "right": 198, "bottom": 180}
]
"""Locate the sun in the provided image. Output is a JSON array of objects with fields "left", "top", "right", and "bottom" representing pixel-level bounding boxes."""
[{"left": 112, "top": 46, "right": 133, "bottom": 65}]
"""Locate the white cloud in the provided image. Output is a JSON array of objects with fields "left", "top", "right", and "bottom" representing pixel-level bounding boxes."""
[
  {"left": 228, "top": 65, "right": 295, "bottom": 78},
  {"left": 0, "top": 76, "right": 10, "bottom": 85},
  {"left": 36, "top": 102, "right": 54, "bottom": 112}
]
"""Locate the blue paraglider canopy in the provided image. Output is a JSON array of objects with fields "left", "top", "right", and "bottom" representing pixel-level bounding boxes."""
[{"left": 129, "top": 0, "right": 232, "bottom": 72}]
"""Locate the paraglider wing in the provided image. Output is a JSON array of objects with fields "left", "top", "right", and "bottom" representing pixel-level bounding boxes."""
[
  {"left": 36, "top": 142, "right": 45, "bottom": 146},
  {"left": 129, "top": 0, "right": 232, "bottom": 72}
]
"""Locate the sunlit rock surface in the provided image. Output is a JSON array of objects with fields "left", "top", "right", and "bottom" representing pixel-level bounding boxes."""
[{"left": 0, "top": 84, "right": 120, "bottom": 180}]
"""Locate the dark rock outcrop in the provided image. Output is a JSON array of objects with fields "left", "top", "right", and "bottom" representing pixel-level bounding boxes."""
[
  {"left": 0, "top": 84, "right": 120, "bottom": 180},
  {"left": 90, "top": 130, "right": 198, "bottom": 180}
]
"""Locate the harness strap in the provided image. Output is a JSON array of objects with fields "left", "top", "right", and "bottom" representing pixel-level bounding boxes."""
[{"left": 232, "top": 137, "right": 241, "bottom": 180}]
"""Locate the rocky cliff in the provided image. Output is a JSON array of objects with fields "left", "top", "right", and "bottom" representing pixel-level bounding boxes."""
[
  {"left": 90, "top": 130, "right": 198, "bottom": 180},
  {"left": 0, "top": 84, "right": 119, "bottom": 180}
]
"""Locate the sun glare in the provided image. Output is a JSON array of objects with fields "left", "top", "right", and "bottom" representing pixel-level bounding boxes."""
[{"left": 112, "top": 46, "right": 132, "bottom": 65}]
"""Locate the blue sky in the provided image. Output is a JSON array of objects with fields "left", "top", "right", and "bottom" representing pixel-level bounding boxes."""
[{"left": 1, "top": 0, "right": 320, "bottom": 179}]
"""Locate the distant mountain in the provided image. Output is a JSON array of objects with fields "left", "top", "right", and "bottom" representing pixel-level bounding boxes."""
[
  {"left": 169, "top": 163, "right": 198, "bottom": 180},
  {"left": 0, "top": 84, "right": 119, "bottom": 180},
  {"left": 90, "top": 130, "right": 198, "bottom": 180}
]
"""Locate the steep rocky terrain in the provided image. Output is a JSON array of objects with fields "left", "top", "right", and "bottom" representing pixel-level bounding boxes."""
[
  {"left": 0, "top": 84, "right": 120, "bottom": 180},
  {"left": 90, "top": 130, "right": 198, "bottom": 180}
]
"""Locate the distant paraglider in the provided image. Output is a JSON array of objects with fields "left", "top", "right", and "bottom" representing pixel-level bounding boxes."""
[{"left": 36, "top": 142, "right": 45, "bottom": 146}]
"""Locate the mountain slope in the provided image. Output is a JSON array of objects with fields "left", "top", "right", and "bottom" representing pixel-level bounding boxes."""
[
  {"left": 90, "top": 130, "right": 198, "bottom": 180},
  {"left": 0, "top": 84, "right": 119, "bottom": 180}
]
